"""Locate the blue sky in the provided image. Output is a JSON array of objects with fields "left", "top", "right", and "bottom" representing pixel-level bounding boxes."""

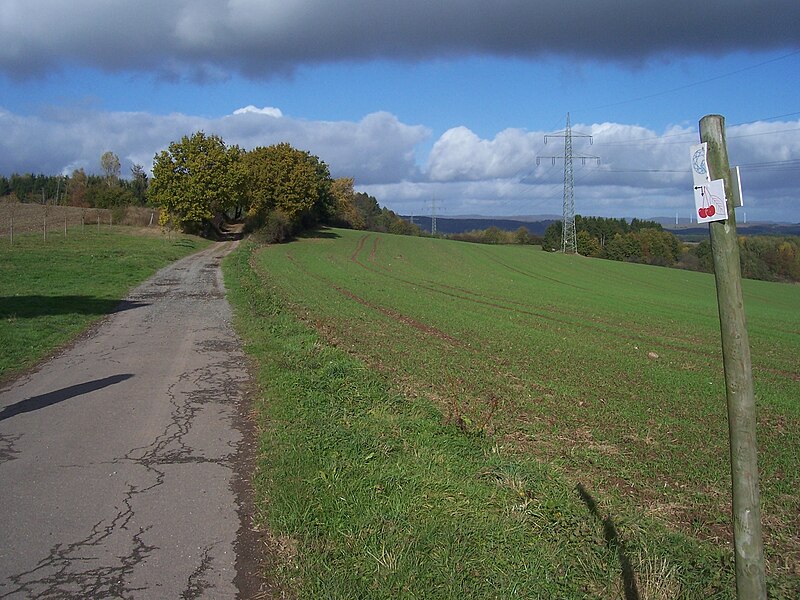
[{"left": 1, "top": 1, "right": 799, "bottom": 222}]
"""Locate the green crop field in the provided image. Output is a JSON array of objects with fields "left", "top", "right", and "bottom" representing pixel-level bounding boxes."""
[
  {"left": 226, "top": 227, "right": 799, "bottom": 598},
  {"left": 0, "top": 228, "right": 210, "bottom": 380}
]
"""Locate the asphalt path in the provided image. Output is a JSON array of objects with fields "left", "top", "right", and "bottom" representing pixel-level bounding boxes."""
[{"left": 0, "top": 241, "right": 256, "bottom": 598}]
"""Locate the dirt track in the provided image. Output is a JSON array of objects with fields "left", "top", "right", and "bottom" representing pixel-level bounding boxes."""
[{"left": 0, "top": 241, "right": 260, "bottom": 598}]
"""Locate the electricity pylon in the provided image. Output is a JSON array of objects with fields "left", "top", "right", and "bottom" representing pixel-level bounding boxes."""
[{"left": 537, "top": 113, "right": 599, "bottom": 254}]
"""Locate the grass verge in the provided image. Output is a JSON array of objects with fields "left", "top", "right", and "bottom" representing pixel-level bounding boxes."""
[
  {"left": 222, "top": 237, "right": 795, "bottom": 599},
  {"left": 0, "top": 227, "right": 211, "bottom": 380}
]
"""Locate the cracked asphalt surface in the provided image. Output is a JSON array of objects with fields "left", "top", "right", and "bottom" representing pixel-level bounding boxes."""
[{"left": 0, "top": 241, "right": 255, "bottom": 599}]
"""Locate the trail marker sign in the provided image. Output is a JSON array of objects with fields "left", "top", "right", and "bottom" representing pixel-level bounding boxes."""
[
  {"left": 690, "top": 142, "right": 728, "bottom": 223},
  {"left": 691, "top": 142, "right": 709, "bottom": 186},
  {"left": 694, "top": 179, "right": 728, "bottom": 223}
]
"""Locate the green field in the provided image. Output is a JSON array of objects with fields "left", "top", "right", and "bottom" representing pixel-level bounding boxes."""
[
  {"left": 0, "top": 228, "right": 210, "bottom": 380},
  {"left": 225, "top": 227, "right": 799, "bottom": 598}
]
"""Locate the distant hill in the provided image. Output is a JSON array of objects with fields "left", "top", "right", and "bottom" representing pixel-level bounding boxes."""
[
  {"left": 404, "top": 216, "right": 556, "bottom": 235},
  {"left": 401, "top": 214, "right": 800, "bottom": 238},
  {"left": 666, "top": 223, "right": 800, "bottom": 240}
]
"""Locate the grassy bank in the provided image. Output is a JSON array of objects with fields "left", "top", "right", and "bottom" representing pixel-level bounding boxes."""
[
  {"left": 223, "top": 231, "right": 799, "bottom": 598},
  {"left": 0, "top": 228, "right": 210, "bottom": 380}
]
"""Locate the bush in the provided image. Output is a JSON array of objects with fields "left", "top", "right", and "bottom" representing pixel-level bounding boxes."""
[
  {"left": 111, "top": 205, "right": 128, "bottom": 225},
  {"left": 252, "top": 210, "right": 294, "bottom": 244}
]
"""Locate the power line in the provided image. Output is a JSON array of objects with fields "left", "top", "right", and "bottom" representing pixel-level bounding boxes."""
[
  {"left": 593, "top": 123, "right": 800, "bottom": 148},
  {"left": 583, "top": 49, "right": 800, "bottom": 112},
  {"left": 587, "top": 167, "right": 686, "bottom": 173},
  {"left": 728, "top": 126, "right": 800, "bottom": 140},
  {"left": 731, "top": 111, "right": 800, "bottom": 126},
  {"left": 738, "top": 158, "right": 800, "bottom": 168}
]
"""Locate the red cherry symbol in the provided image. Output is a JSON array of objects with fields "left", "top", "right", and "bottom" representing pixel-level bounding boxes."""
[
  {"left": 698, "top": 207, "right": 707, "bottom": 218},
  {"left": 706, "top": 204, "right": 716, "bottom": 217}
]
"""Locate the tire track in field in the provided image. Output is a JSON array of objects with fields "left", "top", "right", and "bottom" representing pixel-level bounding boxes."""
[
  {"left": 347, "top": 233, "right": 800, "bottom": 388},
  {"left": 347, "top": 235, "right": 719, "bottom": 360},
  {"left": 474, "top": 248, "right": 591, "bottom": 291},
  {"left": 350, "top": 234, "right": 369, "bottom": 262},
  {"left": 427, "top": 281, "right": 716, "bottom": 355},
  {"left": 283, "top": 240, "right": 555, "bottom": 411},
  {"left": 470, "top": 252, "right": 800, "bottom": 378},
  {"left": 288, "top": 247, "right": 466, "bottom": 348},
  {"left": 309, "top": 236, "right": 795, "bottom": 384},
  {"left": 368, "top": 236, "right": 379, "bottom": 263},
  {"left": 476, "top": 248, "right": 707, "bottom": 317},
  {"left": 348, "top": 236, "right": 634, "bottom": 346}
]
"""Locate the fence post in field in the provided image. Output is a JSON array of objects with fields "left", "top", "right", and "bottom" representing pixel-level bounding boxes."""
[{"left": 699, "top": 114, "right": 766, "bottom": 599}]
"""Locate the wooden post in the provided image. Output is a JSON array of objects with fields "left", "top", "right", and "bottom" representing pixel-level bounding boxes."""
[{"left": 699, "top": 114, "right": 766, "bottom": 599}]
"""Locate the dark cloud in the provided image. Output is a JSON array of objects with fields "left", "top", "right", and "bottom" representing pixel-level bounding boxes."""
[{"left": 1, "top": 1, "right": 797, "bottom": 79}]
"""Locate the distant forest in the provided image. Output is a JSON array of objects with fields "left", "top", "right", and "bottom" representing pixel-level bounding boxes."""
[
  {"left": 434, "top": 215, "right": 800, "bottom": 283},
  {"left": 0, "top": 167, "right": 148, "bottom": 208}
]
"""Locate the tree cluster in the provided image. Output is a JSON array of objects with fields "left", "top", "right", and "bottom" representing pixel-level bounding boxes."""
[
  {"left": 684, "top": 236, "right": 800, "bottom": 282},
  {"left": 543, "top": 216, "right": 681, "bottom": 266},
  {"left": 148, "top": 131, "right": 422, "bottom": 240},
  {"left": 149, "top": 133, "right": 336, "bottom": 237},
  {"left": 1, "top": 155, "right": 148, "bottom": 209},
  {"left": 448, "top": 226, "right": 542, "bottom": 246},
  {"left": 329, "top": 180, "right": 421, "bottom": 236},
  {"left": 539, "top": 215, "right": 799, "bottom": 282}
]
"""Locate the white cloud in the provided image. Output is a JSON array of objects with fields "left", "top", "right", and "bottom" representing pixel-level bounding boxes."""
[
  {"left": 232, "top": 105, "right": 283, "bottom": 117},
  {"left": 0, "top": 106, "right": 429, "bottom": 186},
  {"left": 427, "top": 127, "right": 539, "bottom": 181},
  {"left": 222, "top": 109, "right": 430, "bottom": 184},
  {"left": 0, "top": 106, "right": 797, "bottom": 221},
  {"left": 415, "top": 119, "right": 800, "bottom": 220}
]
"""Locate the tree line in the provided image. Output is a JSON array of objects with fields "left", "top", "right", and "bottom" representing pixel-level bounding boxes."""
[
  {"left": 0, "top": 133, "right": 420, "bottom": 241},
  {"left": 454, "top": 215, "right": 799, "bottom": 283},
  {"left": 542, "top": 216, "right": 681, "bottom": 265},
  {"left": 447, "top": 226, "right": 543, "bottom": 246},
  {"left": 1, "top": 154, "right": 148, "bottom": 209},
  {"left": 688, "top": 236, "right": 800, "bottom": 282}
]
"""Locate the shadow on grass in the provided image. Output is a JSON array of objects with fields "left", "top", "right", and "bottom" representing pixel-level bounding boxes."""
[
  {"left": 0, "top": 296, "right": 148, "bottom": 319},
  {"left": 0, "top": 374, "right": 134, "bottom": 422},
  {"left": 577, "top": 482, "right": 641, "bottom": 600},
  {"left": 172, "top": 238, "right": 198, "bottom": 247},
  {"left": 299, "top": 227, "right": 341, "bottom": 240}
]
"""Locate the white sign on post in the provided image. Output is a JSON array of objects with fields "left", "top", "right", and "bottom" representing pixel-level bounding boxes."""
[
  {"left": 693, "top": 179, "right": 728, "bottom": 224},
  {"left": 690, "top": 143, "right": 710, "bottom": 186},
  {"left": 690, "top": 142, "right": 728, "bottom": 223}
]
